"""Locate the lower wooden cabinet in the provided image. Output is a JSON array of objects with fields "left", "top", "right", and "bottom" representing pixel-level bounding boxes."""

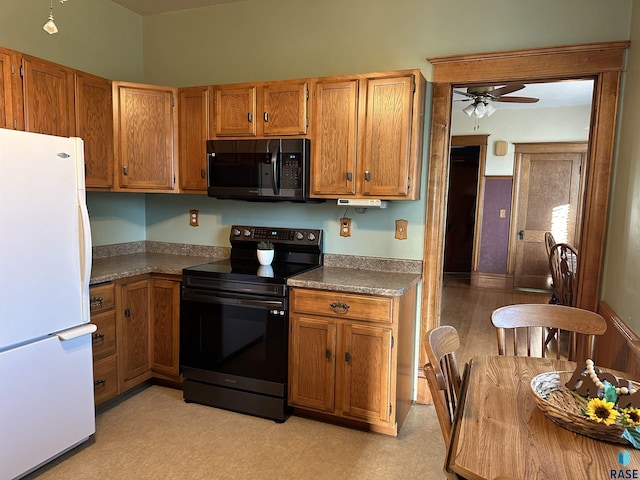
[
  {"left": 288, "top": 286, "right": 417, "bottom": 436},
  {"left": 150, "top": 276, "right": 181, "bottom": 381},
  {"left": 90, "top": 282, "right": 118, "bottom": 406},
  {"left": 115, "top": 274, "right": 182, "bottom": 392}
]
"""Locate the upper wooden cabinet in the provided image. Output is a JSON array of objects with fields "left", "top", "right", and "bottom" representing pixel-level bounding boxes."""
[
  {"left": 311, "top": 70, "right": 425, "bottom": 200},
  {"left": 178, "top": 86, "right": 210, "bottom": 192},
  {"left": 0, "top": 48, "right": 17, "bottom": 130},
  {"left": 113, "top": 82, "right": 178, "bottom": 192},
  {"left": 21, "top": 55, "right": 75, "bottom": 137},
  {"left": 75, "top": 71, "right": 114, "bottom": 190},
  {"left": 212, "top": 80, "right": 308, "bottom": 138}
]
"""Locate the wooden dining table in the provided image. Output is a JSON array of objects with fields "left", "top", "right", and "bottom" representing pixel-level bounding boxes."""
[{"left": 447, "top": 355, "right": 640, "bottom": 480}]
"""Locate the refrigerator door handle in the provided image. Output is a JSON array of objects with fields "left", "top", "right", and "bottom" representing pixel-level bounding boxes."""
[
  {"left": 78, "top": 196, "right": 92, "bottom": 322},
  {"left": 56, "top": 324, "right": 97, "bottom": 341}
]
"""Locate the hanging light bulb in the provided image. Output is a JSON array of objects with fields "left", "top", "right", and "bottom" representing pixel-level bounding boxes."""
[
  {"left": 474, "top": 101, "right": 488, "bottom": 118},
  {"left": 463, "top": 103, "right": 476, "bottom": 117},
  {"left": 43, "top": 0, "right": 58, "bottom": 34}
]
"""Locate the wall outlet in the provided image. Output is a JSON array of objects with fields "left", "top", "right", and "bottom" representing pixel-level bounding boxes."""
[
  {"left": 189, "top": 209, "right": 199, "bottom": 227},
  {"left": 395, "top": 219, "right": 408, "bottom": 240},
  {"left": 340, "top": 217, "right": 351, "bottom": 237}
]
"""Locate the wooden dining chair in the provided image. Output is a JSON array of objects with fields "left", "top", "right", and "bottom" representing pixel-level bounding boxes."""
[
  {"left": 491, "top": 303, "right": 607, "bottom": 361},
  {"left": 424, "top": 325, "right": 463, "bottom": 445},
  {"left": 544, "top": 231, "right": 558, "bottom": 304},
  {"left": 548, "top": 242, "right": 579, "bottom": 307}
]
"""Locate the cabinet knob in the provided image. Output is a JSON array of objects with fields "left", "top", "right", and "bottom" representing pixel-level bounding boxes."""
[
  {"left": 264, "top": 112, "right": 269, "bottom": 122},
  {"left": 345, "top": 352, "right": 352, "bottom": 363},
  {"left": 247, "top": 112, "right": 253, "bottom": 123},
  {"left": 364, "top": 171, "right": 371, "bottom": 182},
  {"left": 200, "top": 168, "right": 206, "bottom": 179},
  {"left": 94, "top": 379, "right": 106, "bottom": 388},
  {"left": 92, "top": 332, "right": 105, "bottom": 342},
  {"left": 346, "top": 171, "right": 353, "bottom": 182},
  {"left": 330, "top": 302, "right": 350, "bottom": 314},
  {"left": 325, "top": 348, "right": 332, "bottom": 360}
]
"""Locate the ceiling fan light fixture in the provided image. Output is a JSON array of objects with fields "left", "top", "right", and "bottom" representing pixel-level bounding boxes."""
[
  {"left": 486, "top": 103, "right": 497, "bottom": 116},
  {"left": 463, "top": 103, "right": 476, "bottom": 117},
  {"left": 475, "top": 102, "right": 488, "bottom": 118}
]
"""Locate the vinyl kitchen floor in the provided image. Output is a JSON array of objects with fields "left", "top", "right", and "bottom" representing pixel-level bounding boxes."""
[{"left": 27, "top": 385, "right": 447, "bottom": 480}]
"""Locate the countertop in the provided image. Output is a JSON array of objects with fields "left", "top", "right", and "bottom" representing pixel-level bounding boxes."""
[
  {"left": 90, "top": 253, "right": 221, "bottom": 285},
  {"left": 287, "top": 266, "right": 421, "bottom": 296},
  {"left": 90, "top": 245, "right": 422, "bottom": 296}
]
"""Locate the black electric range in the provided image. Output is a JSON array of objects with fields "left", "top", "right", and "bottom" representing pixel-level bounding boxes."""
[{"left": 179, "top": 225, "right": 323, "bottom": 422}]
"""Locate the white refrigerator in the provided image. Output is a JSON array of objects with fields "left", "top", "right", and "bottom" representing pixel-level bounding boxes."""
[{"left": 0, "top": 129, "right": 96, "bottom": 480}]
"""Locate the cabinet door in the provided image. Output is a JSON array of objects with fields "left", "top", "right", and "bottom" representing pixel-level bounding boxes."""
[
  {"left": 0, "top": 49, "right": 16, "bottom": 130},
  {"left": 114, "top": 83, "right": 177, "bottom": 190},
  {"left": 213, "top": 85, "right": 256, "bottom": 137},
  {"left": 339, "top": 323, "right": 392, "bottom": 423},
  {"left": 288, "top": 314, "right": 336, "bottom": 413},
  {"left": 311, "top": 80, "right": 358, "bottom": 196},
  {"left": 119, "top": 279, "right": 151, "bottom": 384},
  {"left": 75, "top": 72, "right": 113, "bottom": 189},
  {"left": 361, "top": 75, "right": 414, "bottom": 196},
  {"left": 179, "top": 86, "right": 209, "bottom": 192},
  {"left": 262, "top": 81, "right": 308, "bottom": 135},
  {"left": 21, "top": 55, "right": 75, "bottom": 137},
  {"left": 150, "top": 278, "right": 180, "bottom": 378}
]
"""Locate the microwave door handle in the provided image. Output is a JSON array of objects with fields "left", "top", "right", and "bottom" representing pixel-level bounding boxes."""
[{"left": 271, "top": 144, "right": 280, "bottom": 195}]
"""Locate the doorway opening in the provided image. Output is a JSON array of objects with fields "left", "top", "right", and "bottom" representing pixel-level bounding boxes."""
[{"left": 444, "top": 145, "right": 480, "bottom": 280}]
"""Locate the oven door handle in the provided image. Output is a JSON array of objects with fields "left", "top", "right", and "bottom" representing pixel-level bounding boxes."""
[{"left": 182, "top": 288, "right": 285, "bottom": 310}]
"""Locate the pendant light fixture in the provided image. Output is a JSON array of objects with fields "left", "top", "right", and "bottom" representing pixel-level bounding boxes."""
[
  {"left": 43, "top": 0, "right": 58, "bottom": 34},
  {"left": 463, "top": 100, "right": 496, "bottom": 118},
  {"left": 43, "top": 0, "right": 70, "bottom": 35}
]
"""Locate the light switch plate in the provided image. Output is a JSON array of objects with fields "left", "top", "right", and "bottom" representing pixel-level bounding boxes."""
[{"left": 395, "top": 219, "right": 408, "bottom": 240}]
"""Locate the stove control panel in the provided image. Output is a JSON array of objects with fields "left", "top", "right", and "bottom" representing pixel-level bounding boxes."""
[{"left": 230, "top": 225, "right": 323, "bottom": 247}]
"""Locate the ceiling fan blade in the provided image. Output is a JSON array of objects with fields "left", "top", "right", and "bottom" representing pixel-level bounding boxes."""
[
  {"left": 488, "top": 83, "right": 526, "bottom": 97},
  {"left": 493, "top": 96, "right": 539, "bottom": 103},
  {"left": 454, "top": 90, "right": 476, "bottom": 99}
]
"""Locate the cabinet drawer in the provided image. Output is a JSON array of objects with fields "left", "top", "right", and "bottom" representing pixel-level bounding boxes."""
[
  {"left": 89, "top": 282, "right": 115, "bottom": 314},
  {"left": 92, "top": 310, "right": 116, "bottom": 361},
  {"left": 291, "top": 288, "right": 393, "bottom": 324},
  {"left": 93, "top": 355, "right": 118, "bottom": 405}
]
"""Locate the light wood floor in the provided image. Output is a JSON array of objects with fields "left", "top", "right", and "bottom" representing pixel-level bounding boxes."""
[{"left": 440, "top": 274, "right": 550, "bottom": 366}]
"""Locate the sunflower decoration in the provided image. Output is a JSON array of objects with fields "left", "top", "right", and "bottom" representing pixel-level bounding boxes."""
[
  {"left": 584, "top": 397, "right": 618, "bottom": 426},
  {"left": 621, "top": 407, "right": 640, "bottom": 427},
  {"left": 577, "top": 374, "right": 640, "bottom": 448}
]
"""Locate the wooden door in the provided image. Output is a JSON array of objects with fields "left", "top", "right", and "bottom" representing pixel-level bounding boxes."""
[
  {"left": 361, "top": 74, "right": 413, "bottom": 197},
  {"left": 213, "top": 85, "right": 256, "bottom": 136},
  {"left": 512, "top": 143, "right": 586, "bottom": 290},
  {"left": 22, "top": 55, "right": 75, "bottom": 137},
  {"left": 114, "top": 83, "right": 176, "bottom": 190},
  {"left": 288, "top": 315, "right": 336, "bottom": 413},
  {"left": 150, "top": 278, "right": 180, "bottom": 378},
  {"left": 119, "top": 279, "right": 151, "bottom": 384},
  {"left": 339, "top": 323, "right": 392, "bottom": 423},
  {"left": 261, "top": 81, "right": 308, "bottom": 135},
  {"left": 179, "top": 86, "right": 210, "bottom": 192},
  {"left": 75, "top": 71, "right": 113, "bottom": 189},
  {"left": 310, "top": 79, "right": 358, "bottom": 196},
  {"left": 0, "top": 49, "right": 15, "bottom": 130}
]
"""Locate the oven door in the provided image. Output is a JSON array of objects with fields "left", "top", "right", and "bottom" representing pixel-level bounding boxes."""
[{"left": 180, "top": 288, "right": 288, "bottom": 397}]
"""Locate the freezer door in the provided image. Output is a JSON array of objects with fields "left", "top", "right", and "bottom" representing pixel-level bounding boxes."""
[
  {"left": 0, "top": 328, "right": 96, "bottom": 479},
  {"left": 0, "top": 129, "right": 91, "bottom": 350}
]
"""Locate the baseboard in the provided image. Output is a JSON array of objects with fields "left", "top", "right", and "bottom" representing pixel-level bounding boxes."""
[
  {"left": 470, "top": 271, "right": 513, "bottom": 290},
  {"left": 597, "top": 301, "right": 640, "bottom": 377}
]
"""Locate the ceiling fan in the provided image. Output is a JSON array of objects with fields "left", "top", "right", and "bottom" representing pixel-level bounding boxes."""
[{"left": 454, "top": 83, "right": 539, "bottom": 118}]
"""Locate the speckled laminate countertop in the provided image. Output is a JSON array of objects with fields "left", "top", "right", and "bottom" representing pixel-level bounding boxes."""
[
  {"left": 90, "top": 253, "right": 222, "bottom": 285},
  {"left": 287, "top": 266, "right": 421, "bottom": 296}
]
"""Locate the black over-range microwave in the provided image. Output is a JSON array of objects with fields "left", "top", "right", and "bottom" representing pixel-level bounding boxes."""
[{"left": 206, "top": 138, "right": 313, "bottom": 202}]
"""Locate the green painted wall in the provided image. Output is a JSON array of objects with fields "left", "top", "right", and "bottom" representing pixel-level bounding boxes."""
[
  {"left": 0, "top": 0, "right": 143, "bottom": 81},
  {"left": 602, "top": 3, "right": 640, "bottom": 333}
]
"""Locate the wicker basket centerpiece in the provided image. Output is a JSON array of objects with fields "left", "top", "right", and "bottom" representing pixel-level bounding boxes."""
[{"left": 530, "top": 361, "right": 640, "bottom": 448}]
